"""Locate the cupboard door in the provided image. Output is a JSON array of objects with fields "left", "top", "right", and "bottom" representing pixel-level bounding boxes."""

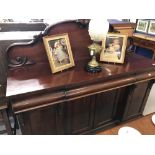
[
  {"left": 94, "top": 89, "right": 119, "bottom": 128},
  {"left": 122, "top": 81, "right": 152, "bottom": 121},
  {"left": 65, "top": 96, "right": 95, "bottom": 134},
  {"left": 17, "top": 104, "right": 64, "bottom": 135}
]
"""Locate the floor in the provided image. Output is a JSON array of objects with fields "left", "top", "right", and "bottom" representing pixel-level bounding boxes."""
[{"left": 97, "top": 113, "right": 155, "bottom": 135}]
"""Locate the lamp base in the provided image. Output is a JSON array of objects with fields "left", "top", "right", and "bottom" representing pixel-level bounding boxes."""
[{"left": 85, "top": 65, "right": 102, "bottom": 73}]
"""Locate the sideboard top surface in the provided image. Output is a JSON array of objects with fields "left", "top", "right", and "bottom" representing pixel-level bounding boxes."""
[
  {"left": 6, "top": 54, "right": 155, "bottom": 97},
  {"left": 6, "top": 20, "right": 155, "bottom": 98}
]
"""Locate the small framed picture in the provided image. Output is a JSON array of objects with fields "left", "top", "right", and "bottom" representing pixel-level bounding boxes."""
[
  {"left": 148, "top": 20, "right": 155, "bottom": 35},
  {"left": 43, "top": 33, "right": 75, "bottom": 73},
  {"left": 100, "top": 34, "right": 127, "bottom": 64},
  {"left": 136, "top": 19, "right": 149, "bottom": 33}
]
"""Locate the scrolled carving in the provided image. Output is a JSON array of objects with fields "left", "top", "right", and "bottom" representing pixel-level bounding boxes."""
[
  {"left": 6, "top": 41, "right": 36, "bottom": 68},
  {"left": 7, "top": 20, "right": 89, "bottom": 69},
  {"left": 33, "top": 31, "right": 45, "bottom": 42},
  {"left": 8, "top": 55, "right": 35, "bottom": 68}
]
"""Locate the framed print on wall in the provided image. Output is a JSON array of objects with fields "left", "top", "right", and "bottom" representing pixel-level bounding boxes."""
[
  {"left": 136, "top": 19, "right": 149, "bottom": 33},
  {"left": 43, "top": 33, "right": 75, "bottom": 73},
  {"left": 100, "top": 34, "right": 127, "bottom": 64},
  {"left": 148, "top": 20, "right": 155, "bottom": 35}
]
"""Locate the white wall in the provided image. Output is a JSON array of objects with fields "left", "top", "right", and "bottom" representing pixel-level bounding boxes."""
[{"left": 143, "top": 84, "right": 155, "bottom": 115}]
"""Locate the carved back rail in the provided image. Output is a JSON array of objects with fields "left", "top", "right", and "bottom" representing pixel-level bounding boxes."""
[{"left": 7, "top": 20, "right": 92, "bottom": 68}]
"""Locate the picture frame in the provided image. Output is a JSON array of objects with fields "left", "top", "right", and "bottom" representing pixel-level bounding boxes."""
[
  {"left": 136, "top": 19, "right": 149, "bottom": 33},
  {"left": 100, "top": 33, "right": 127, "bottom": 64},
  {"left": 43, "top": 33, "right": 75, "bottom": 73},
  {"left": 148, "top": 20, "right": 155, "bottom": 35}
]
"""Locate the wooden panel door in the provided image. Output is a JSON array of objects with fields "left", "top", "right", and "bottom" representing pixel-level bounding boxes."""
[
  {"left": 64, "top": 96, "right": 95, "bottom": 134},
  {"left": 93, "top": 89, "right": 119, "bottom": 128},
  {"left": 17, "top": 104, "right": 64, "bottom": 135},
  {"left": 122, "top": 81, "right": 153, "bottom": 121}
]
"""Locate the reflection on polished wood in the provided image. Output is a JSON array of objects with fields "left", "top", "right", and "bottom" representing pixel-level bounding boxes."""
[
  {"left": 6, "top": 54, "right": 155, "bottom": 98},
  {"left": 97, "top": 113, "right": 155, "bottom": 135},
  {"left": 5, "top": 20, "right": 155, "bottom": 134}
]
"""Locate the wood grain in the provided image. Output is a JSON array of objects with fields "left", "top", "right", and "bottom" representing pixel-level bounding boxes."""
[{"left": 5, "top": 20, "right": 155, "bottom": 135}]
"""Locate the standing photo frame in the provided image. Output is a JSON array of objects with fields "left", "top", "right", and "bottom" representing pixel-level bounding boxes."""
[
  {"left": 100, "top": 33, "right": 127, "bottom": 64},
  {"left": 43, "top": 33, "right": 75, "bottom": 73},
  {"left": 148, "top": 20, "right": 155, "bottom": 35},
  {"left": 136, "top": 19, "right": 149, "bottom": 33}
]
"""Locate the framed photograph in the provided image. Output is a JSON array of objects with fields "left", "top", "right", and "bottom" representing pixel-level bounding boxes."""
[
  {"left": 136, "top": 19, "right": 149, "bottom": 33},
  {"left": 148, "top": 20, "right": 155, "bottom": 35},
  {"left": 100, "top": 34, "right": 127, "bottom": 64},
  {"left": 43, "top": 33, "right": 75, "bottom": 73}
]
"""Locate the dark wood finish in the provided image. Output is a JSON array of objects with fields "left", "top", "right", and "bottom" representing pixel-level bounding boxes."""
[
  {"left": 0, "top": 22, "right": 46, "bottom": 90},
  {"left": 0, "top": 23, "right": 46, "bottom": 32},
  {"left": 0, "top": 45, "right": 7, "bottom": 127},
  {"left": 6, "top": 20, "right": 92, "bottom": 68},
  {"left": 17, "top": 104, "right": 62, "bottom": 135},
  {"left": 0, "top": 46, "right": 7, "bottom": 95},
  {"left": 122, "top": 82, "right": 151, "bottom": 120},
  {"left": 94, "top": 90, "right": 119, "bottom": 127},
  {"left": 64, "top": 96, "right": 95, "bottom": 134},
  {"left": 97, "top": 113, "right": 155, "bottom": 135},
  {"left": 4, "top": 20, "right": 155, "bottom": 134}
]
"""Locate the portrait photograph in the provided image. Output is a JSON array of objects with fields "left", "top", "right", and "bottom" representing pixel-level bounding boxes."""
[
  {"left": 100, "top": 34, "right": 127, "bottom": 64},
  {"left": 43, "top": 33, "right": 75, "bottom": 73},
  {"left": 148, "top": 20, "right": 155, "bottom": 35},
  {"left": 136, "top": 19, "right": 149, "bottom": 33}
]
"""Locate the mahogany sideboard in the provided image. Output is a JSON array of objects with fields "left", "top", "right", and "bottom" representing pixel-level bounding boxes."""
[{"left": 6, "top": 20, "right": 155, "bottom": 135}]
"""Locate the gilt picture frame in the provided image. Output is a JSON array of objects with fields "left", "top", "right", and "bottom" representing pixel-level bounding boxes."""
[
  {"left": 100, "top": 34, "right": 127, "bottom": 64},
  {"left": 43, "top": 33, "right": 75, "bottom": 73},
  {"left": 148, "top": 20, "right": 155, "bottom": 35},
  {"left": 136, "top": 19, "right": 149, "bottom": 33}
]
